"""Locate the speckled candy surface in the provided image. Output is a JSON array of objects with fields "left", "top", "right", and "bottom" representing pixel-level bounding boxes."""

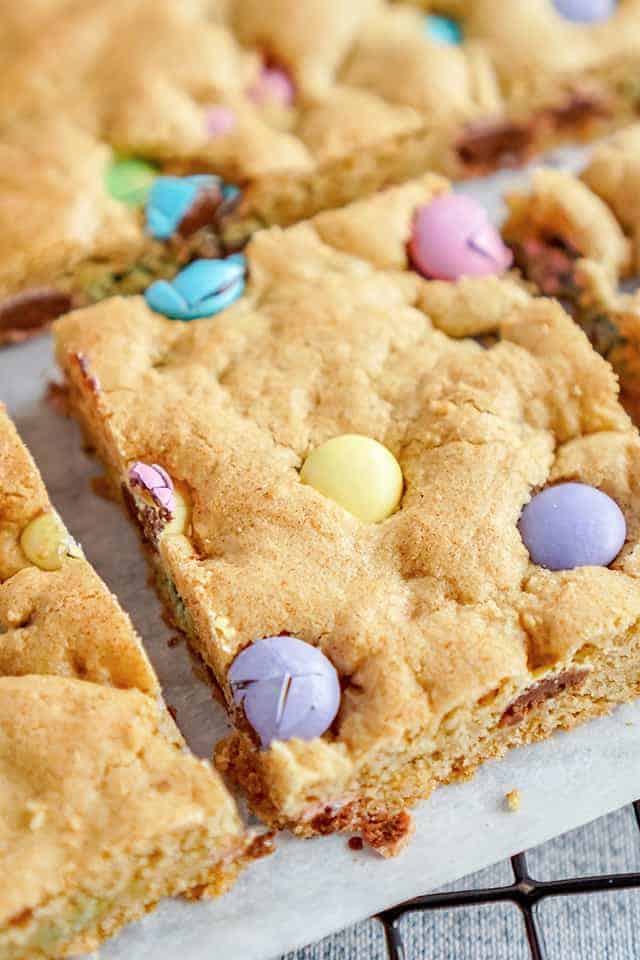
[
  {"left": 424, "top": 14, "right": 463, "bottom": 44},
  {"left": 552, "top": 0, "right": 617, "bottom": 23},
  {"left": 248, "top": 65, "right": 295, "bottom": 107},
  {"left": 146, "top": 175, "right": 221, "bottom": 240},
  {"left": 144, "top": 254, "right": 246, "bottom": 320},
  {"left": 300, "top": 434, "right": 404, "bottom": 523},
  {"left": 105, "top": 157, "right": 158, "bottom": 207},
  {"left": 410, "top": 194, "right": 513, "bottom": 281},
  {"left": 229, "top": 635, "right": 341, "bottom": 748},
  {"left": 519, "top": 482, "right": 626, "bottom": 571}
]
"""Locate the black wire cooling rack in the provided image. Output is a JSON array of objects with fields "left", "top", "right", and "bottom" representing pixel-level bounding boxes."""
[{"left": 375, "top": 800, "right": 640, "bottom": 960}]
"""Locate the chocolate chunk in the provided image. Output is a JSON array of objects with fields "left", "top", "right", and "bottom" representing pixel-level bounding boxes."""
[
  {"left": 177, "top": 185, "right": 222, "bottom": 239},
  {"left": 548, "top": 92, "right": 610, "bottom": 130},
  {"left": 348, "top": 836, "right": 364, "bottom": 851},
  {"left": 511, "top": 233, "right": 581, "bottom": 299},
  {"left": 457, "top": 120, "right": 534, "bottom": 172},
  {"left": 500, "top": 669, "right": 588, "bottom": 727},
  {"left": 121, "top": 482, "right": 168, "bottom": 548},
  {"left": 0, "top": 288, "right": 72, "bottom": 343}
]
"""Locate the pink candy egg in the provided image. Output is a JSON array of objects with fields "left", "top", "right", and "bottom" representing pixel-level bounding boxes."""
[
  {"left": 409, "top": 194, "right": 513, "bottom": 281},
  {"left": 204, "top": 105, "right": 236, "bottom": 138},
  {"left": 248, "top": 65, "right": 295, "bottom": 107}
]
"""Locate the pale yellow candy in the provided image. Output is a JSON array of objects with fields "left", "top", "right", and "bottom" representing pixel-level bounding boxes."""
[
  {"left": 20, "top": 512, "right": 83, "bottom": 571},
  {"left": 162, "top": 489, "right": 191, "bottom": 538},
  {"left": 300, "top": 434, "right": 403, "bottom": 523}
]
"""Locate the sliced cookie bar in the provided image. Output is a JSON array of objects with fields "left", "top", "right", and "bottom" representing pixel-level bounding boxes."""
[
  {"left": 4, "top": 0, "right": 640, "bottom": 332},
  {"left": 55, "top": 176, "right": 640, "bottom": 855},
  {"left": 0, "top": 408, "right": 264, "bottom": 959}
]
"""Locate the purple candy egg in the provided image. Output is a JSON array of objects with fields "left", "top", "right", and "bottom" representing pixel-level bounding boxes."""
[
  {"left": 552, "top": 0, "right": 616, "bottom": 23},
  {"left": 229, "top": 635, "right": 341, "bottom": 748},
  {"left": 409, "top": 194, "right": 513, "bottom": 282},
  {"left": 129, "top": 461, "right": 175, "bottom": 516},
  {"left": 519, "top": 482, "right": 626, "bottom": 571}
]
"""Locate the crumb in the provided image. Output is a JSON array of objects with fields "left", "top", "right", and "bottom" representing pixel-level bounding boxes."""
[
  {"left": 625, "top": 721, "right": 635, "bottom": 727},
  {"left": 348, "top": 836, "right": 364, "bottom": 851},
  {"left": 90, "top": 473, "right": 117, "bottom": 502},
  {"left": 167, "top": 634, "right": 182, "bottom": 647},
  {"left": 45, "top": 381, "right": 70, "bottom": 416},
  {"left": 505, "top": 789, "right": 521, "bottom": 812}
]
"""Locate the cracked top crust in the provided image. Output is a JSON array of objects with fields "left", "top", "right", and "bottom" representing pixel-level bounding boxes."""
[
  {"left": 0, "top": 675, "right": 244, "bottom": 927},
  {"left": 55, "top": 175, "right": 640, "bottom": 814}
]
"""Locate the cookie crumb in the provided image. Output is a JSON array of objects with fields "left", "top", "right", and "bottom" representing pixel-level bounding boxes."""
[
  {"left": 505, "top": 789, "right": 521, "bottom": 812},
  {"left": 348, "top": 836, "right": 364, "bottom": 851},
  {"left": 45, "top": 381, "right": 70, "bottom": 416}
]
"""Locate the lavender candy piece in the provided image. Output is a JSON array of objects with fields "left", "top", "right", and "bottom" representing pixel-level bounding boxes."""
[
  {"left": 552, "top": 0, "right": 616, "bottom": 23},
  {"left": 519, "top": 481, "right": 626, "bottom": 571},
  {"left": 128, "top": 461, "right": 176, "bottom": 516},
  {"left": 229, "top": 635, "right": 341, "bottom": 748}
]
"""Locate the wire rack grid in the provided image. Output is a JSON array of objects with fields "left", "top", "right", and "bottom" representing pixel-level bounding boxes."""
[{"left": 375, "top": 801, "right": 640, "bottom": 960}]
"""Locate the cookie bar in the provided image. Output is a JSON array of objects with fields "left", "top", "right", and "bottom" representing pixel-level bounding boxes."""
[
  {"left": 55, "top": 176, "right": 640, "bottom": 855},
  {"left": 501, "top": 149, "right": 640, "bottom": 414},
  {"left": 0, "top": 408, "right": 263, "bottom": 959},
  {"left": 4, "top": 0, "right": 640, "bottom": 337},
  {"left": 0, "top": 116, "right": 234, "bottom": 344}
]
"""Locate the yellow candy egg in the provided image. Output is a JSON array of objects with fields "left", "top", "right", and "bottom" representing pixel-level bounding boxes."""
[
  {"left": 20, "top": 512, "right": 83, "bottom": 571},
  {"left": 162, "top": 489, "right": 191, "bottom": 538},
  {"left": 300, "top": 434, "right": 403, "bottom": 523}
]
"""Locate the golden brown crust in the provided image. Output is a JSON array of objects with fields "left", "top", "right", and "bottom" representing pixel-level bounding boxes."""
[
  {"left": 54, "top": 176, "right": 640, "bottom": 851},
  {"left": 0, "top": 406, "right": 254, "bottom": 957}
]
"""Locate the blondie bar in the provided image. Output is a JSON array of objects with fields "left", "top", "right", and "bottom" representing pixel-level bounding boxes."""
[
  {"left": 4, "top": 0, "right": 640, "bottom": 337},
  {"left": 501, "top": 133, "right": 640, "bottom": 416},
  {"left": 55, "top": 176, "right": 640, "bottom": 855},
  {"left": 0, "top": 408, "right": 263, "bottom": 959}
]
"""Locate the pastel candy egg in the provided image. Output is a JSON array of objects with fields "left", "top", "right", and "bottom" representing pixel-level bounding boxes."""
[
  {"left": 424, "top": 14, "right": 463, "bottom": 44},
  {"left": 410, "top": 194, "right": 513, "bottom": 281},
  {"left": 519, "top": 482, "right": 626, "bottom": 571},
  {"left": 144, "top": 254, "right": 246, "bottom": 320},
  {"left": 248, "top": 65, "right": 295, "bottom": 107},
  {"left": 229, "top": 635, "right": 341, "bottom": 748},
  {"left": 106, "top": 157, "right": 158, "bottom": 207},
  {"left": 552, "top": 0, "right": 616, "bottom": 22},
  {"left": 300, "top": 434, "right": 403, "bottom": 523},
  {"left": 205, "top": 105, "right": 237, "bottom": 137},
  {"left": 20, "top": 512, "right": 83, "bottom": 571},
  {"left": 146, "top": 175, "right": 221, "bottom": 240},
  {"left": 163, "top": 489, "right": 191, "bottom": 537},
  {"left": 129, "top": 462, "right": 175, "bottom": 515}
]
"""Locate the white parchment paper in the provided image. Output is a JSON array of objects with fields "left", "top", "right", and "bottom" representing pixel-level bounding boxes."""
[{"left": 3, "top": 146, "right": 640, "bottom": 960}]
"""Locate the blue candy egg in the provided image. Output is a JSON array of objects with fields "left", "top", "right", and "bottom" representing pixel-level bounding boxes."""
[
  {"left": 519, "top": 482, "right": 626, "bottom": 571},
  {"left": 144, "top": 254, "right": 246, "bottom": 320},
  {"left": 146, "top": 175, "right": 221, "bottom": 240},
  {"left": 424, "top": 14, "right": 463, "bottom": 45}
]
